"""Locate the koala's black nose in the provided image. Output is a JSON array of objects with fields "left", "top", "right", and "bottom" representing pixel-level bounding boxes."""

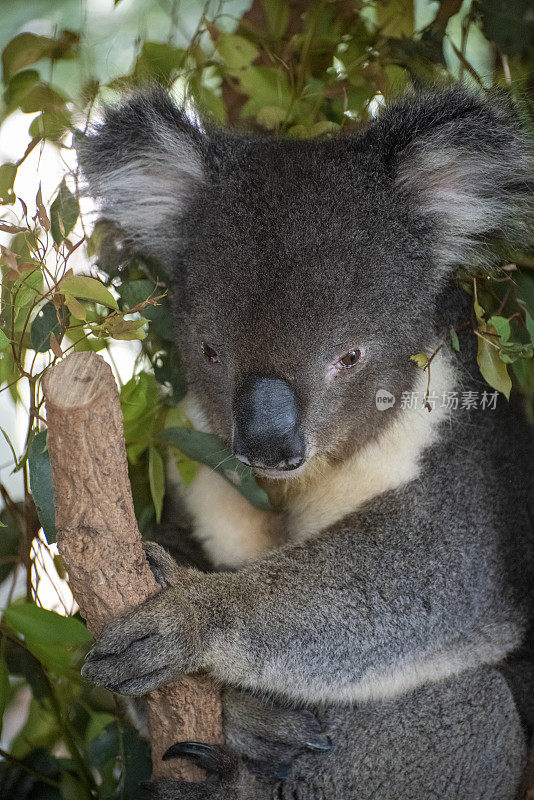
[{"left": 233, "top": 376, "right": 305, "bottom": 471}]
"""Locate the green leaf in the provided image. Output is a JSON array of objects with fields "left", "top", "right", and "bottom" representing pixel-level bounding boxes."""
[
  {"left": 4, "top": 604, "right": 90, "bottom": 648},
  {"left": 29, "top": 108, "right": 71, "bottom": 141},
  {"left": 18, "top": 83, "right": 67, "bottom": 115},
  {"left": 4, "top": 68, "right": 40, "bottom": 108},
  {"left": 10, "top": 698, "right": 60, "bottom": 760},
  {"left": 120, "top": 372, "right": 161, "bottom": 461},
  {"left": 525, "top": 308, "right": 534, "bottom": 340},
  {"left": 0, "top": 328, "right": 9, "bottom": 350},
  {"left": 50, "top": 179, "right": 79, "bottom": 244},
  {"left": 410, "top": 353, "right": 429, "bottom": 369},
  {"left": 449, "top": 326, "right": 460, "bottom": 352},
  {"left": 154, "top": 349, "right": 187, "bottom": 402},
  {"left": 488, "top": 315, "right": 512, "bottom": 343},
  {"left": 308, "top": 120, "right": 340, "bottom": 137},
  {"left": 4, "top": 603, "right": 91, "bottom": 676},
  {"left": 13, "top": 269, "right": 43, "bottom": 327},
  {"left": 213, "top": 33, "right": 259, "bottom": 75},
  {"left": 0, "top": 504, "right": 22, "bottom": 584},
  {"left": 88, "top": 721, "right": 151, "bottom": 798},
  {"left": 477, "top": 336, "right": 512, "bottom": 399},
  {"left": 256, "top": 105, "right": 287, "bottom": 129},
  {"left": 148, "top": 446, "right": 165, "bottom": 524},
  {"left": 2, "top": 31, "right": 79, "bottom": 83},
  {"left": 31, "top": 302, "right": 67, "bottom": 353},
  {"left": 240, "top": 66, "right": 293, "bottom": 117},
  {"left": 117, "top": 280, "right": 173, "bottom": 341},
  {"left": 0, "top": 656, "right": 9, "bottom": 737},
  {"left": 174, "top": 453, "right": 199, "bottom": 487},
  {"left": 28, "top": 430, "right": 57, "bottom": 544},
  {"left": 60, "top": 772, "right": 89, "bottom": 800},
  {"left": 0, "top": 162, "right": 17, "bottom": 205},
  {"left": 161, "top": 427, "right": 270, "bottom": 511},
  {"left": 133, "top": 41, "right": 186, "bottom": 83},
  {"left": 86, "top": 712, "right": 114, "bottom": 742},
  {"left": 61, "top": 275, "right": 118, "bottom": 310},
  {"left": 262, "top": 0, "right": 290, "bottom": 37},
  {"left": 93, "top": 315, "right": 148, "bottom": 341},
  {"left": 4, "top": 639, "right": 50, "bottom": 701},
  {"left": 473, "top": 294, "right": 486, "bottom": 323}
]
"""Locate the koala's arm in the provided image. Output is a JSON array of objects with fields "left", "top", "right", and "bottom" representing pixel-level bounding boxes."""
[{"left": 82, "top": 483, "right": 527, "bottom": 703}]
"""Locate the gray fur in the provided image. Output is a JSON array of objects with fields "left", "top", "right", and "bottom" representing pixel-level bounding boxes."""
[{"left": 77, "top": 87, "right": 534, "bottom": 800}]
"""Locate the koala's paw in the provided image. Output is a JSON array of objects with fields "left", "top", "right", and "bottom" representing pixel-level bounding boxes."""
[
  {"left": 145, "top": 742, "right": 238, "bottom": 800},
  {"left": 81, "top": 586, "right": 202, "bottom": 695},
  {"left": 143, "top": 541, "right": 184, "bottom": 588},
  {"left": 223, "top": 687, "right": 332, "bottom": 779}
]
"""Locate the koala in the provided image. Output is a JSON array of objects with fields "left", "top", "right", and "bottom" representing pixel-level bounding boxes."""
[{"left": 77, "top": 87, "right": 534, "bottom": 800}]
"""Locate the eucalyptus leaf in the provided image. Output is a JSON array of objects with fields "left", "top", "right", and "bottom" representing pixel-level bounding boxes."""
[
  {"left": 0, "top": 504, "right": 21, "bottom": 584},
  {"left": 262, "top": 0, "right": 290, "bottom": 37},
  {"left": 29, "top": 109, "right": 71, "bottom": 141},
  {"left": 88, "top": 721, "right": 151, "bottom": 799},
  {"left": 161, "top": 427, "right": 270, "bottom": 510},
  {"left": 61, "top": 275, "right": 118, "bottom": 310},
  {"left": 50, "top": 180, "right": 79, "bottom": 244},
  {"left": 4, "top": 69, "right": 40, "bottom": 108},
  {"left": 488, "top": 315, "right": 512, "bottom": 343},
  {"left": 148, "top": 446, "right": 165, "bottom": 524},
  {"left": 2, "top": 31, "right": 78, "bottom": 83},
  {"left": 213, "top": 33, "right": 259, "bottom": 75},
  {"left": 13, "top": 269, "right": 43, "bottom": 327},
  {"left": 4, "top": 603, "right": 91, "bottom": 676},
  {"left": 31, "top": 302, "right": 67, "bottom": 353},
  {"left": 0, "top": 162, "right": 17, "bottom": 204},
  {"left": 117, "top": 280, "right": 173, "bottom": 341},
  {"left": 28, "top": 430, "right": 57, "bottom": 543},
  {"left": 477, "top": 336, "right": 512, "bottom": 399},
  {"left": 0, "top": 656, "right": 9, "bottom": 737}
]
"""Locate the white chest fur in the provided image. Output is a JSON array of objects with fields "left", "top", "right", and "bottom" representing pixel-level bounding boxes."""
[{"left": 179, "top": 353, "right": 456, "bottom": 568}]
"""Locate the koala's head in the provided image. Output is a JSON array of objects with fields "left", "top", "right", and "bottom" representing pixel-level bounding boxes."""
[{"left": 78, "top": 88, "right": 532, "bottom": 478}]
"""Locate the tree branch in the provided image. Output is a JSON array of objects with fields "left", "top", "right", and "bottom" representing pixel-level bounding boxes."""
[{"left": 43, "top": 351, "right": 223, "bottom": 781}]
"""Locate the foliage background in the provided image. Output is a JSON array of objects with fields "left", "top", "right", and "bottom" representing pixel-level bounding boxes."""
[{"left": 0, "top": 1, "right": 533, "bottom": 797}]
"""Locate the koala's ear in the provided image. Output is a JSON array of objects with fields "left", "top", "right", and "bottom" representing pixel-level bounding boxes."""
[
  {"left": 76, "top": 88, "right": 206, "bottom": 269},
  {"left": 372, "top": 89, "right": 533, "bottom": 269}
]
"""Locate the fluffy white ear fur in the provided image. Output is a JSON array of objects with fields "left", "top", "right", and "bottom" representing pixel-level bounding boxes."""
[
  {"left": 77, "top": 92, "right": 205, "bottom": 269},
  {"left": 397, "top": 142, "right": 527, "bottom": 267},
  {"left": 389, "top": 95, "right": 533, "bottom": 271},
  {"left": 89, "top": 140, "right": 203, "bottom": 265}
]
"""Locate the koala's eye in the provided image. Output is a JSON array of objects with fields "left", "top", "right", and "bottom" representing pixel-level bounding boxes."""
[
  {"left": 201, "top": 342, "right": 221, "bottom": 364},
  {"left": 338, "top": 349, "right": 362, "bottom": 369}
]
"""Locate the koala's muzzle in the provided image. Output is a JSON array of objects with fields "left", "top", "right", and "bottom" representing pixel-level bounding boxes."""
[{"left": 233, "top": 376, "right": 305, "bottom": 472}]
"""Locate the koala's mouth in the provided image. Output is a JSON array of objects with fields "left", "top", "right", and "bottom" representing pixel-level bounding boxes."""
[{"left": 251, "top": 461, "right": 310, "bottom": 481}]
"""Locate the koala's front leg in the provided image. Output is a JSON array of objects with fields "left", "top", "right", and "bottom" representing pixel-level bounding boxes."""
[
  {"left": 83, "top": 492, "right": 521, "bottom": 704},
  {"left": 82, "top": 543, "right": 210, "bottom": 695}
]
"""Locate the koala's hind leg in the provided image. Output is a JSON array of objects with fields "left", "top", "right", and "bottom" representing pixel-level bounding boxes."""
[
  {"left": 275, "top": 665, "right": 527, "bottom": 800},
  {"left": 147, "top": 665, "right": 528, "bottom": 800}
]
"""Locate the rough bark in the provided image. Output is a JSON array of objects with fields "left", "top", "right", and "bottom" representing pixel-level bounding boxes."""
[{"left": 43, "top": 350, "right": 223, "bottom": 781}]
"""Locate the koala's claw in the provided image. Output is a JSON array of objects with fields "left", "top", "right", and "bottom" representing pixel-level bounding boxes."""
[
  {"left": 223, "top": 686, "right": 332, "bottom": 768},
  {"left": 305, "top": 734, "right": 333, "bottom": 751},
  {"left": 163, "top": 741, "right": 233, "bottom": 775},
  {"left": 80, "top": 584, "right": 201, "bottom": 695},
  {"left": 143, "top": 541, "right": 183, "bottom": 588},
  {"left": 144, "top": 742, "right": 239, "bottom": 800}
]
